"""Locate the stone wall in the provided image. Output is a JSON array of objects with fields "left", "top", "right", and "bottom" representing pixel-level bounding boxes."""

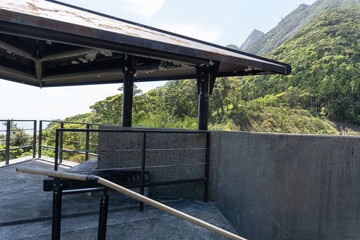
[{"left": 98, "top": 127, "right": 208, "bottom": 200}]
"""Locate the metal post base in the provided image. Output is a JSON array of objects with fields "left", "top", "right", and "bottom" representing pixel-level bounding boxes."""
[
  {"left": 52, "top": 181, "right": 62, "bottom": 240},
  {"left": 98, "top": 188, "right": 109, "bottom": 240}
]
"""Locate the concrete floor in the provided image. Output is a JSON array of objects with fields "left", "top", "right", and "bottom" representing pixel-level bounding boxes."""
[{"left": 0, "top": 159, "right": 239, "bottom": 240}]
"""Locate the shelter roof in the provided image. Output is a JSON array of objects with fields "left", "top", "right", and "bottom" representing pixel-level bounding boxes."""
[{"left": 0, "top": 0, "right": 291, "bottom": 87}]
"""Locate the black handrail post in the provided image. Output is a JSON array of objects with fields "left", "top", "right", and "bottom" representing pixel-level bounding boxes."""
[
  {"left": 140, "top": 132, "right": 147, "bottom": 211},
  {"left": 54, "top": 129, "right": 60, "bottom": 171},
  {"left": 59, "top": 123, "right": 64, "bottom": 163},
  {"left": 85, "top": 124, "right": 90, "bottom": 161},
  {"left": 98, "top": 188, "right": 109, "bottom": 240},
  {"left": 5, "top": 120, "right": 10, "bottom": 164},
  {"left": 38, "top": 120, "right": 42, "bottom": 158},
  {"left": 52, "top": 180, "right": 62, "bottom": 240},
  {"left": 204, "top": 132, "right": 210, "bottom": 202},
  {"left": 32, "top": 120, "right": 37, "bottom": 159}
]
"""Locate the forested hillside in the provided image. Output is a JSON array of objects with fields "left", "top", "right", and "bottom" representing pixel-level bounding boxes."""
[
  {"left": 65, "top": 77, "right": 337, "bottom": 134},
  {"left": 242, "top": 8, "right": 360, "bottom": 123},
  {"left": 63, "top": 7, "right": 360, "bottom": 135},
  {"left": 244, "top": 0, "right": 360, "bottom": 56}
]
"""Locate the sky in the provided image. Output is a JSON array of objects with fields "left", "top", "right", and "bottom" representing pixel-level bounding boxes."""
[{"left": 0, "top": 0, "right": 316, "bottom": 121}]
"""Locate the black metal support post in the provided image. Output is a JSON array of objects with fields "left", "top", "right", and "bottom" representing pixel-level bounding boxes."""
[
  {"left": 98, "top": 188, "right": 109, "bottom": 240},
  {"left": 38, "top": 120, "right": 42, "bottom": 158},
  {"left": 54, "top": 129, "right": 60, "bottom": 171},
  {"left": 5, "top": 120, "right": 10, "bottom": 164},
  {"left": 52, "top": 181, "right": 63, "bottom": 240},
  {"left": 59, "top": 122, "right": 64, "bottom": 163},
  {"left": 197, "top": 68, "right": 210, "bottom": 131},
  {"left": 140, "top": 132, "right": 147, "bottom": 211},
  {"left": 85, "top": 124, "right": 90, "bottom": 161},
  {"left": 122, "top": 55, "right": 136, "bottom": 127},
  {"left": 33, "top": 120, "right": 37, "bottom": 159},
  {"left": 204, "top": 132, "right": 210, "bottom": 202}
]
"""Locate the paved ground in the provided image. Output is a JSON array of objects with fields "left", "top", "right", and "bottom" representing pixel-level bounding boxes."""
[
  {"left": 0, "top": 159, "right": 140, "bottom": 226},
  {"left": 0, "top": 159, "right": 239, "bottom": 240}
]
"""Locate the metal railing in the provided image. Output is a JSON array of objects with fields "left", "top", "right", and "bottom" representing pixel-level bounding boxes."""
[
  {"left": 38, "top": 120, "right": 102, "bottom": 162},
  {"left": 17, "top": 167, "right": 246, "bottom": 240},
  {"left": 0, "top": 120, "right": 37, "bottom": 164},
  {"left": 53, "top": 128, "right": 211, "bottom": 206},
  {"left": 7, "top": 120, "right": 244, "bottom": 239}
]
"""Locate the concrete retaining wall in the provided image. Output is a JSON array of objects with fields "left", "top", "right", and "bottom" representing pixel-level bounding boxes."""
[
  {"left": 98, "top": 127, "right": 208, "bottom": 200},
  {"left": 213, "top": 131, "right": 360, "bottom": 240}
]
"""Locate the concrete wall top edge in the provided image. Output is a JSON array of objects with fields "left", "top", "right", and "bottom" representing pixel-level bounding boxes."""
[
  {"left": 215, "top": 130, "right": 360, "bottom": 140},
  {"left": 99, "top": 125, "right": 208, "bottom": 133},
  {"left": 98, "top": 125, "right": 359, "bottom": 140}
]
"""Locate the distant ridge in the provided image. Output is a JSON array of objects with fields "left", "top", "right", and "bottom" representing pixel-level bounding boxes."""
[
  {"left": 239, "top": 29, "right": 264, "bottom": 50},
  {"left": 226, "top": 44, "right": 240, "bottom": 51}
]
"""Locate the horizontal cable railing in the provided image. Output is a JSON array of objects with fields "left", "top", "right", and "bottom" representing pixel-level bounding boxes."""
[
  {"left": 52, "top": 128, "right": 211, "bottom": 209},
  {"left": 5, "top": 120, "right": 245, "bottom": 239},
  {"left": 38, "top": 120, "right": 100, "bottom": 163},
  {"left": 0, "top": 120, "right": 37, "bottom": 164},
  {"left": 36, "top": 121, "right": 211, "bottom": 207}
]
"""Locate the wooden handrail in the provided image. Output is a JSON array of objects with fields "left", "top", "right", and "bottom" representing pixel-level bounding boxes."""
[{"left": 16, "top": 167, "right": 246, "bottom": 240}]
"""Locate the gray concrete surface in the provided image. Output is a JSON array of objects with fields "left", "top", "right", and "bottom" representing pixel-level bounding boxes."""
[
  {"left": 5, "top": 128, "right": 359, "bottom": 240},
  {"left": 98, "top": 127, "right": 207, "bottom": 200},
  {"left": 0, "top": 159, "right": 139, "bottom": 226},
  {"left": 212, "top": 131, "right": 360, "bottom": 240},
  {"left": 1, "top": 200, "right": 238, "bottom": 240},
  {"left": 0, "top": 159, "right": 239, "bottom": 240}
]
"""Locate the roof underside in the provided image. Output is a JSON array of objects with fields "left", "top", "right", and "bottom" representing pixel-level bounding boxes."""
[{"left": 0, "top": 0, "right": 291, "bottom": 87}]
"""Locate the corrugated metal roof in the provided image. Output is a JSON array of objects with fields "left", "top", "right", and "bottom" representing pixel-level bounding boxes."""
[{"left": 0, "top": 0, "right": 291, "bottom": 87}]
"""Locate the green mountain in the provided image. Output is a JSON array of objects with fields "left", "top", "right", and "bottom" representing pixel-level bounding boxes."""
[
  {"left": 244, "top": 0, "right": 360, "bottom": 56},
  {"left": 242, "top": 7, "right": 360, "bottom": 123}
]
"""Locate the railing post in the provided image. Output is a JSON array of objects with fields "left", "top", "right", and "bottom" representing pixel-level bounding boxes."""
[
  {"left": 38, "top": 120, "right": 42, "bottom": 158},
  {"left": 98, "top": 188, "right": 109, "bottom": 240},
  {"left": 5, "top": 120, "right": 10, "bottom": 164},
  {"left": 33, "top": 120, "right": 37, "bottom": 159},
  {"left": 204, "top": 132, "right": 210, "bottom": 202},
  {"left": 85, "top": 124, "right": 90, "bottom": 161},
  {"left": 59, "top": 123, "right": 64, "bottom": 163},
  {"left": 54, "top": 129, "right": 60, "bottom": 171},
  {"left": 52, "top": 181, "right": 62, "bottom": 240},
  {"left": 140, "top": 132, "right": 147, "bottom": 211}
]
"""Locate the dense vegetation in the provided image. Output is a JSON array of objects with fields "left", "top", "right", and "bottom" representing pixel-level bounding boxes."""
[
  {"left": 64, "top": 75, "right": 337, "bottom": 135},
  {"left": 243, "top": 8, "right": 360, "bottom": 123},
  {"left": 244, "top": 0, "right": 360, "bottom": 56},
  {"left": 0, "top": 122, "right": 34, "bottom": 161}
]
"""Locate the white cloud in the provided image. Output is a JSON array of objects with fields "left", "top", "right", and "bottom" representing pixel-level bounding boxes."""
[
  {"left": 122, "top": 0, "right": 165, "bottom": 18},
  {"left": 159, "top": 23, "right": 220, "bottom": 43}
]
